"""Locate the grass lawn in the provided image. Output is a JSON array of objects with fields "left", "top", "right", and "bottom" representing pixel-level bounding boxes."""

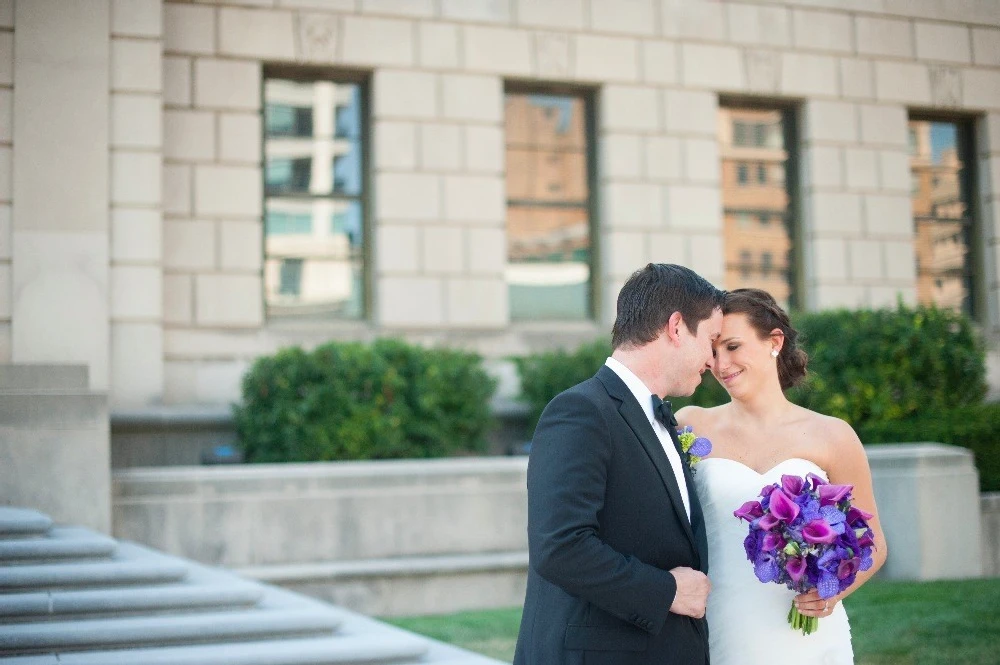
[{"left": 385, "top": 577, "right": 1000, "bottom": 664}]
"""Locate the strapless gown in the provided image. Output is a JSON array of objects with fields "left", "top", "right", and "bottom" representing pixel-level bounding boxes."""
[{"left": 694, "top": 457, "right": 854, "bottom": 665}]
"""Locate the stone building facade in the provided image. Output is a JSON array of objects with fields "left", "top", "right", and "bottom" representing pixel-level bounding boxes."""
[{"left": 2, "top": 0, "right": 999, "bottom": 410}]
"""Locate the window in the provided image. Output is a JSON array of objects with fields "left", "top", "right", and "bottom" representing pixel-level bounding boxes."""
[
  {"left": 761, "top": 252, "right": 773, "bottom": 277},
  {"left": 739, "top": 251, "right": 753, "bottom": 279},
  {"left": 719, "top": 104, "right": 799, "bottom": 307},
  {"left": 263, "top": 75, "right": 367, "bottom": 319},
  {"left": 754, "top": 123, "right": 769, "bottom": 148},
  {"left": 908, "top": 117, "right": 977, "bottom": 317},
  {"left": 505, "top": 89, "right": 595, "bottom": 321}
]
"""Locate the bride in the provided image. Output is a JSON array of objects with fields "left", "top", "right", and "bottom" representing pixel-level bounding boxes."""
[{"left": 677, "top": 288, "right": 888, "bottom": 664}]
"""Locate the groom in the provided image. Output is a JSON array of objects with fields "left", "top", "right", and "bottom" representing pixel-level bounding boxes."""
[{"left": 514, "top": 264, "right": 725, "bottom": 665}]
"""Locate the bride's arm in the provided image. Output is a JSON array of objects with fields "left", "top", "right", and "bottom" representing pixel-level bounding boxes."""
[{"left": 795, "top": 419, "right": 888, "bottom": 617}]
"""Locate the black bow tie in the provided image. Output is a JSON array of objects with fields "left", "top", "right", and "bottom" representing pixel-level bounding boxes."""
[{"left": 651, "top": 395, "right": 678, "bottom": 429}]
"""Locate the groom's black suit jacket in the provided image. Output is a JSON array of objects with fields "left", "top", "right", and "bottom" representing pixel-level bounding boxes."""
[{"left": 513, "top": 365, "right": 710, "bottom": 665}]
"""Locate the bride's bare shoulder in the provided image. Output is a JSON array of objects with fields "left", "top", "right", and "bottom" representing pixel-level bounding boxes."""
[
  {"left": 795, "top": 407, "right": 863, "bottom": 454},
  {"left": 676, "top": 403, "right": 729, "bottom": 430}
]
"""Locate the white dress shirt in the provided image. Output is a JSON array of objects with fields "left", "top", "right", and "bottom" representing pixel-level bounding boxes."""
[{"left": 605, "top": 357, "right": 692, "bottom": 520}]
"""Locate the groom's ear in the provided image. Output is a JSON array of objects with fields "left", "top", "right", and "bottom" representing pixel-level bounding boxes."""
[{"left": 665, "top": 311, "right": 685, "bottom": 346}]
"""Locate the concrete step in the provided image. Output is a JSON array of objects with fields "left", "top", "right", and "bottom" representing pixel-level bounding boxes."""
[
  {"left": 0, "top": 364, "right": 88, "bottom": 391},
  {"left": 0, "top": 633, "right": 429, "bottom": 664},
  {"left": 0, "top": 509, "right": 52, "bottom": 539},
  {"left": 0, "top": 584, "right": 263, "bottom": 620},
  {"left": 0, "top": 608, "right": 345, "bottom": 655},
  {"left": 0, "top": 543, "right": 188, "bottom": 591},
  {"left": 0, "top": 528, "right": 116, "bottom": 563}
]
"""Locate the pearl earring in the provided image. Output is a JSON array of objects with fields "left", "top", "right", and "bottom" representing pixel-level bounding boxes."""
[{"left": 771, "top": 349, "right": 779, "bottom": 358}]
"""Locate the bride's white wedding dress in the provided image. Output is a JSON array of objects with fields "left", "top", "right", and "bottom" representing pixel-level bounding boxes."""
[{"left": 694, "top": 457, "right": 855, "bottom": 665}]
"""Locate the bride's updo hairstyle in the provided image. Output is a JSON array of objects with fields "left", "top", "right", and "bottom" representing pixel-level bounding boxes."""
[{"left": 723, "top": 288, "right": 808, "bottom": 390}]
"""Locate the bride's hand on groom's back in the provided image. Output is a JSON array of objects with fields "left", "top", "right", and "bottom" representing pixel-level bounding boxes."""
[{"left": 668, "top": 566, "right": 711, "bottom": 619}]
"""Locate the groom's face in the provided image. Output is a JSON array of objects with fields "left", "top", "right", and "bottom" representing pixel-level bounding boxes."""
[{"left": 674, "top": 308, "right": 723, "bottom": 395}]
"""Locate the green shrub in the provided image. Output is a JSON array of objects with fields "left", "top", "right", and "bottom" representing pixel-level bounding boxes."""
[
  {"left": 513, "top": 338, "right": 729, "bottom": 432},
  {"left": 234, "top": 339, "right": 497, "bottom": 462},
  {"left": 514, "top": 303, "right": 987, "bottom": 436},
  {"left": 791, "top": 303, "right": 987, "bottom": 428},
  {"left": 514, "top": 339, "right": 611, "bottom": 433},
  {"left": 857, "top": 404, "right": 1000, "bottom": 492}
]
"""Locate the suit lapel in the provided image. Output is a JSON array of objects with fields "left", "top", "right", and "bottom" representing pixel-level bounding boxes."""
[
  {"left": 667, "top": 425, "right": 708, "bottom": 571},
  {"left": 596, "top": 367, "right": 698, "bottom": 557}
]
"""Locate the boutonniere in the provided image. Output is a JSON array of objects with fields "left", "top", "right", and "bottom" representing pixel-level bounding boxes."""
[{"left": 676, "top": 426, "right": 712, "bottom": 471}]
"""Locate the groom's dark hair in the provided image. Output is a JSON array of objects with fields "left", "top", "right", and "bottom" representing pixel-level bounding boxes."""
[{"left": 611, "top": 263, "right": 725, "bottom": 350}]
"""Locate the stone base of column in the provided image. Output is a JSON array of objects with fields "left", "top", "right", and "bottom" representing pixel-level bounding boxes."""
[{"left": 0, "top": 363, "right": 110, "bottom": 533}]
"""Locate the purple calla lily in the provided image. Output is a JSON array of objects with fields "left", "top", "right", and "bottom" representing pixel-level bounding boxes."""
[
  {"left": 848, "top": 506, "right": 874, "bottom": 524},
  {"left": 734, "top": 500, "right": 764, "bottom": 521},
  {"left": 781, "top": 474, "right": 804, "bottom": 495},
  {"left": 785, "top": 556, "right": 807, "bottom": 583},
  {"left": 762, "top": 531, "right": 785, "bottom": 552},
  {"left": 837, "top": 557, "right": 860, "bottom": 580},
  {"left": 819, "top": 483, "right": 853, "bottom": 506},
  {"left": 802, "top": 519, "right": 838, "bottom": 544},
  {"left": 757, "top": 512, "right": 781, "bottom": 531},
  {"left": 768, "top": 489, "right": 801, "bottom": 523}
]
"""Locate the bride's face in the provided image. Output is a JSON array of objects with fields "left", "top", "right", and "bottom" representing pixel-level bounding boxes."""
[{"left": 710, "top": 313, "right": 778, "bottom": 397}]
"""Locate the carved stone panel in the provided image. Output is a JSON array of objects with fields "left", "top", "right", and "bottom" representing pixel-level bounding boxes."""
[
  {"left": 745, "top": 49, "right": 780, "bottom": 94},
  {"left": 930, "top": 66, "right": 962, "bottom": 109},
  {"left": 296, "top": 13, "right": 340, "bottom": 64},
  {"left": 535, "top": 32, "right": 570, "bottom": 79}
]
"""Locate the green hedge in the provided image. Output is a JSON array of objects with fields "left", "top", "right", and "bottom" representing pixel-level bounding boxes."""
[
  {"left": 857, "top": 404, "right": 1000, "bottom": 492},
  {"left": 790, "top": 304, "right": 987, "bottom": 427},
  {"left": 513, "top": 338, "right": 728, "bottom": 432},
  {"left": 234, "top": 339, "right": 497, "bottom": 462},
  {"left": 515, "top": 304, "right": 987, "bottom": 434}
]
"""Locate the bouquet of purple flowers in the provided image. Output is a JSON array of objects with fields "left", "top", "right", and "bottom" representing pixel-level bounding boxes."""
[{"left": 734, "top": 472, "right": 875, "bottom": 635}]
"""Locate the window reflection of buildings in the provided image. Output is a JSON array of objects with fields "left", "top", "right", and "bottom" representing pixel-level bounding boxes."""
[
  {"left": 719, "top": 107, "right": 792, "bottom": 306},
  {"left": 909, "top": 120, "right": 969, "bottom": 314},
  {"left": 263, "top": 80, "right": 363, "bottom": 318},
  {"left": 505, "top": 93, "right": 591, "bottom": 320}
]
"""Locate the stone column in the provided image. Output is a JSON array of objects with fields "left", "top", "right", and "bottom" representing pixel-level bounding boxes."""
[
  {"left": 11, "top": 0, "right": 111, "bottom": 389},
  {"left": 109, "top": 0, "right": 165, "bottom": 407}
]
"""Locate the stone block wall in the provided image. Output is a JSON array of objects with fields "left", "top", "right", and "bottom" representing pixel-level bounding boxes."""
[
  {"left": 0, "top": 0, "right": 10, "bottom": 363},
  {"left": 3, "top": 0, "right": 1000, "bottom": 407}
]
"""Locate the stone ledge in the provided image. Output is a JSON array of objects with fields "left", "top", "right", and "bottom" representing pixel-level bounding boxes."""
[
  {"left": 0, "top": 634, "right": 434, "bottom": 665},
  {"left": 0, "top": 509, "right": 52, "bottom": 537},
  {"left": 0, "top": 584, "right": 262, "bottom": 619},
  {"left": 0, "top": 608, "right": 345, "bottom": 654},
  {"left": 0, "top": 528, "right": 116, "bottom": 562},
  {"left": 0, "top": 543, "right": 188, "bottom": 591},
  {"left": 238, "top": 551, "right": 529, "bottom": 583}
]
